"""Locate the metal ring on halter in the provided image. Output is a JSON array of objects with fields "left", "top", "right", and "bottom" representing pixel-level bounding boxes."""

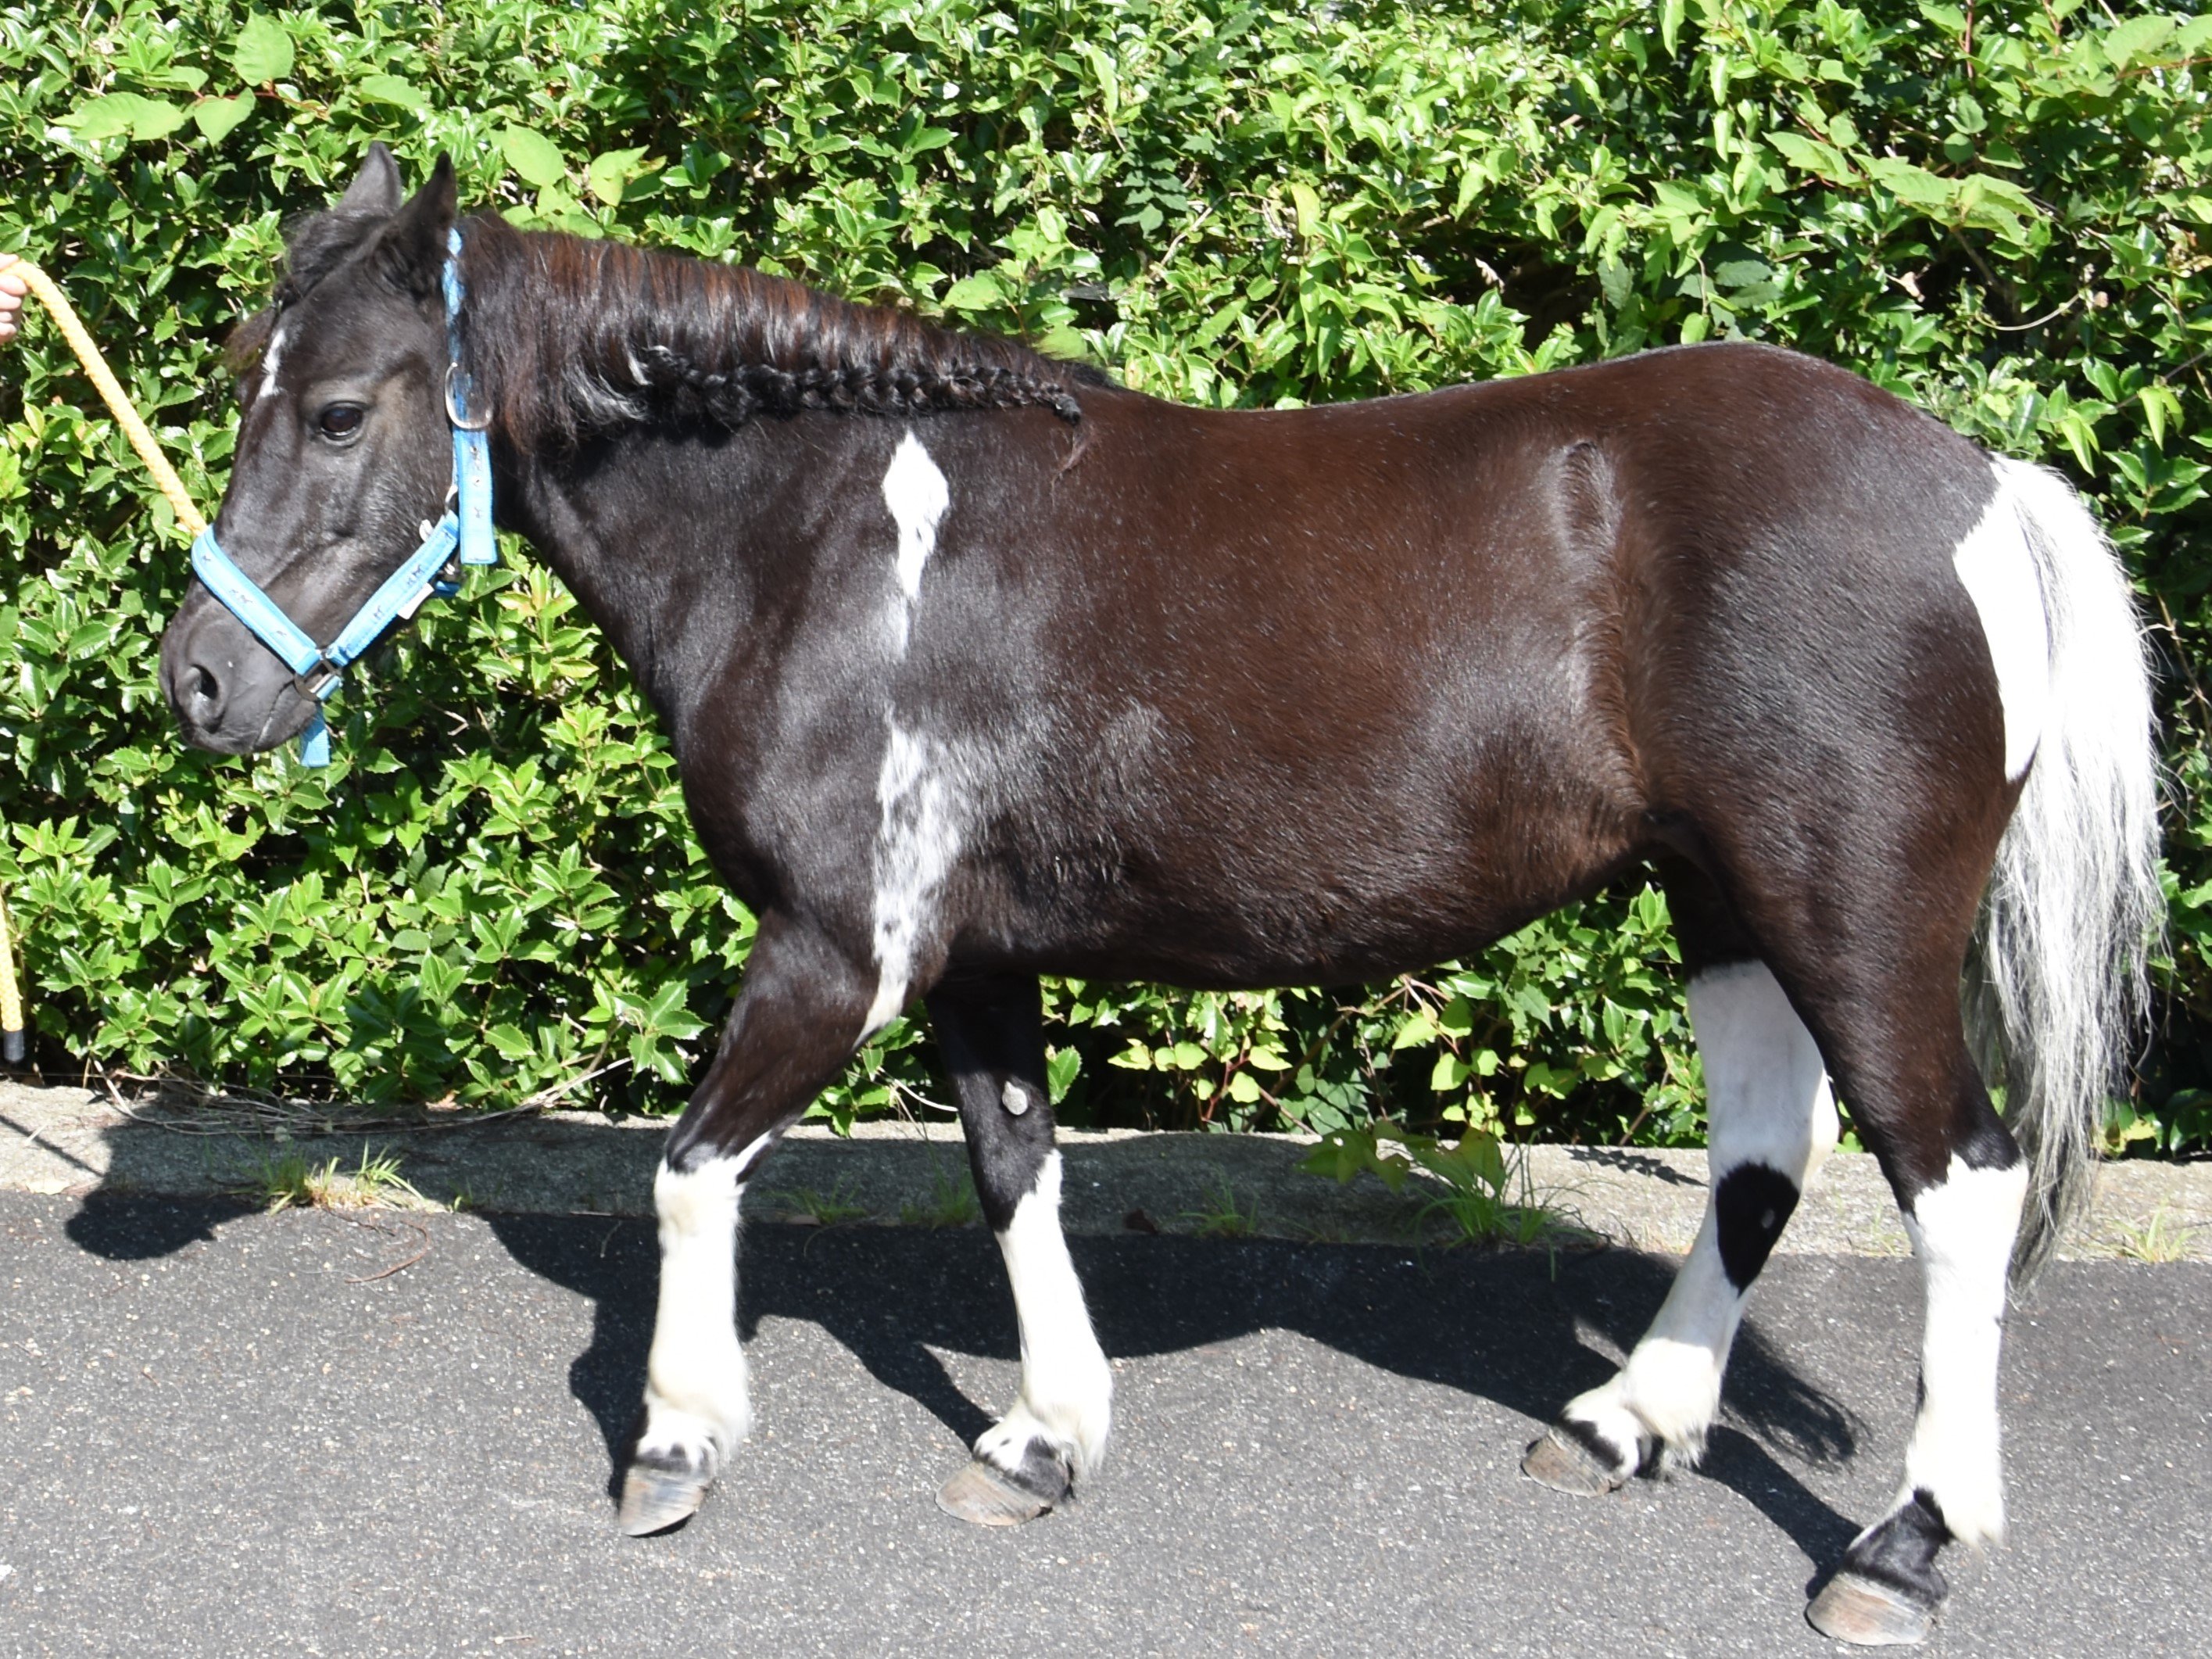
[{"left": 445, "top": 364, "right": 492, "bottom": 432}]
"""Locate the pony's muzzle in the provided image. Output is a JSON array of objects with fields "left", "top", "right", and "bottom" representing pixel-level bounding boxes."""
[{"left": 159, "top": 599, "right": 315, "bottom": 755}]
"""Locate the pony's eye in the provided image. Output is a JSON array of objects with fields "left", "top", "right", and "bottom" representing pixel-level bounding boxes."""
[{"left": 317, "top": 403, "right": 366, "bottom": 440}]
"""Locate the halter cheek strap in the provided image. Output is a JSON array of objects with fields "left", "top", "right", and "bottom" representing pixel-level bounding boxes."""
[{"left": 188, "top": 225, "right": 496, "bottom": 766}]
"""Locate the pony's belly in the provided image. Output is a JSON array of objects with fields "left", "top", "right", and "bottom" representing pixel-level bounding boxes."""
[{"left": 959, "top": 837, "right": 1631, "bottom": 990}]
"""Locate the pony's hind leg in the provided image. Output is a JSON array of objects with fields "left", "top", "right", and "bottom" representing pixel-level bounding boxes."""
[
  {"left": 1798, "top": 1002, "right": 2026, "bottom": 1646},
  {"left": 925, "top": 973, "right": 1111, "bottom": 1525},
  {"left": 1662, "top": 834, "right": 2024, "bottom": 1644},
  {"left": 1526, "top": 865, "right": 1838, "bottom": 1494}
]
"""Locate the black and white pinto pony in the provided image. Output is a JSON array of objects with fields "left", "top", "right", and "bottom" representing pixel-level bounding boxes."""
[{"left": 159, "top": 151, "right": 2160, "bottom": 1646}]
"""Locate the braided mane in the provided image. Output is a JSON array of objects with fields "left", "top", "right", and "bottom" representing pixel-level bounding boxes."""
[
  {"left": 231, "top": 208, "right": 1097, "bottom": 450},
  {"left": 458, "top": 217, "right": 1093, "bottom": 453}
]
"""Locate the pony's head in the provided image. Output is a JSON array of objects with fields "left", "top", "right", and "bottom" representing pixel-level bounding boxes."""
[{"left": 160, "top": 145, "right": 460, "bottom": 754}]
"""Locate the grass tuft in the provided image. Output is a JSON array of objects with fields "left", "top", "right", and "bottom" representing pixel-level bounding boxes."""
[
  {"left": 234, "top": 1144, "right": 422, "bottom": 1211},
  {"left": 1181, "top": 1176, "right": 1261, "bottom": 1238},
  {"left": 897, "top": 1163, "right": 979, "bottom": 1229}
]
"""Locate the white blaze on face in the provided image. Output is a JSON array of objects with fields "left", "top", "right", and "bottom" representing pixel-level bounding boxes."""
[
  {"left": 253, "top": 321, "right": 291, "bottom": 407},
  {"left": 1953, "top": 466, "right": 2052, "bottom": 782},
  {"left": 1898, "top": 1152, "right": 2028, "bottom": 1550}
]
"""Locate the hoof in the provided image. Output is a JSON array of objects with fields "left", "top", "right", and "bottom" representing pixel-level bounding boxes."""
[
  {"left": 936, "top": 1447, "right": 1069, "bottom": 1528},
  {"left": 1806, "top": 1575, "right": 1937, "bottom": 1647},
  {"left": 1522, "top": 1424, "right": 1632, "bottom": 1497},
  {"left": 618, "top": 1449, "right": 712, "bottom": 1537}
]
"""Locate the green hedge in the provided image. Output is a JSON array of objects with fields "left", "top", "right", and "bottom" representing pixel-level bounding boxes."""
[{"left": 1, "top": 0, "right": 2206, "bottom": 1151}]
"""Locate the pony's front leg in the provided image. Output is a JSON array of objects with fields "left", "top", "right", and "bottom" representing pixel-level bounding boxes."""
[
  {"left": 926, "top": 973, "right": 1112, "bottom": 1525},
  {"left": 618, "top": 915, "right": 872, "bottom": 1536}
]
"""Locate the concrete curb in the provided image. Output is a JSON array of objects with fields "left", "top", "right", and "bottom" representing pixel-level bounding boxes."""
[{"left": 1, "top": 1077, "right": 2204, "bottom": 1259}]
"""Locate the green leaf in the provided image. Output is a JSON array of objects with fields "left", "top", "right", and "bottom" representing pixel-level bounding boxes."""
[
  {"left": 1660, "top": 0, "right": 1686, "bottom": 56},
  {"left": 231, "top": 13, "right": 295, "bottom": 87},
  {"left": 940, "top": 271, "right": 1004, "bottom": 312},
  {"left": 485, "top": 1023, "right": 535, "bottom": 1062},
  {"left": 191, "top": 93, "right": 255, "bottom": 142},
  {"left": 1714, "top": 259, "right": 1774, "bottom": 290},
  {"left": 2142, "top": 383, "right": 2182, "bottom": 449},
  {"left": 2103, "top": 15, "right": 2175, "bottom": 70},
  {"left": 1046, "top": 1046, "right": 1081, "bottom": 1105},
  {"left": 64, "top": 94, "right": 188, "bottom": 142},
  {"left": 1289, "top": 181, "right": 1323, "bottom": 239},
  {"left": 586, "top": 147, "right": 650, "bottom": 207},
  {"left": 1864, "top": 156, "right": 1955, "bottom": 213},
  {"left": 502, "top": 125, "right": 569, "bottom": 189},
  {"left": 356, "top": 74, "right": 429, "bottom": 112}
]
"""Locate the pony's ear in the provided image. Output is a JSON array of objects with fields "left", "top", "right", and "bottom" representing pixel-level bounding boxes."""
[
  {"left": 371, "top": 153, "right": 456, "bottom": 300},
  {"left": 335, "top": 143, "right": 402, "bottom": 217}
]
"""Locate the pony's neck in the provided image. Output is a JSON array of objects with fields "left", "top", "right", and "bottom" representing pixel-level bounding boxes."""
[{"left": 490, "top": 420, "right": 796, "bottom": 750}]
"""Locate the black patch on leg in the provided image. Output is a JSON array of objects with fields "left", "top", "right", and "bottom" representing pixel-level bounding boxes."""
[
  {"left": 1714, "top": 1161, "right": 1800, "bottom": 1292},
  {"left": 629, "top": 1439, "right": 713, "bottom": 1482},
  {"left": 993, "top": 1436, "right": 1076, "bottom": 1506},
  {"left": 1552, "top": 1410, "right": 1652, "bottom": 1478},
  {"left": 1954, "top": 1105, "right": 2024, "bottom": 1173},
  {"left": 1837, "top": 1489, "right": 1952, "bottom": 1612}
]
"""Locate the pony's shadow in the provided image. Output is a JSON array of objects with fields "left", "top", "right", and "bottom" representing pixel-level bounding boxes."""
[{"left": 480, "top": 1215, "right": 1863, "bottom": 1565}]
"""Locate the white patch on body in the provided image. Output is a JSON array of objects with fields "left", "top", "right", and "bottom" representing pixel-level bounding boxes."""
[
  {"left": 861, "top": 720, "right": 963, "bottom": 1035},
  {"left": 638, "top": 1156, "right": 753, "bottom": 1464},
  {"left": 1000, "top": 1079, "right": 1031, "bottom": 1116},
  {"left": 973, "top": 1152, "right": 1113, "bottom": 1478},
  {"left": 880, "top": 430, "right": 949, "bottom": 652},
  {"left": 1897, "top": 1152, "right": 2028, "bottom": 1549},
  {"left": 1559, "top": 962, "right": 1836, "bottom": 1464},
  {"left": 860, "top": 429, "right": 962, "bottom": 1035},
  {"left": 1954, "top": 465, "right": 2052, "bottom": 781}
]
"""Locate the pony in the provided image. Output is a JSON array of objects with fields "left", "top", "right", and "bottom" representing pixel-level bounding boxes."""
[{"left": 159, "top": 148, "right": 2159, "bottom": 1646}]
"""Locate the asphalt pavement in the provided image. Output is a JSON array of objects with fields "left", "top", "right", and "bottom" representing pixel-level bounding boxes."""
[{"left": 1, "top": 1192, "right": 2203, "bottom": 1657}]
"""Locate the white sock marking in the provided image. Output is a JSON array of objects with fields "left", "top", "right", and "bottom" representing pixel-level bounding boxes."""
[
  {"left": 975, "top": 1152, "right": 1112, "bottom": 1478},
  {"left": 1898, "top": 1153, "right": 2028, "bottom": 1549},
  {"left": 639, "top": 1156, "right": 752, "bottom": 1463},
  {"left": 1562, "top": 962, "right": 1835, "bottom": 1463},
  {"left": 1954, "top": 464, "right": 2052, "bottom": 781}
]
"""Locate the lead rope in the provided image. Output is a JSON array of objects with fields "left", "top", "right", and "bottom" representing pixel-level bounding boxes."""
[
  {"left": 9, "top": 259, "right": 208, "bottom": 536},
  {"left": 6, "top": 258, "right": 219, "bottom": 1067}
]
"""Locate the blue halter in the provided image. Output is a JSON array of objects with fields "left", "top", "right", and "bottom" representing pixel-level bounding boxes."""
[{"left": 190, "top": 226, "right": 497, "bottom": 766}]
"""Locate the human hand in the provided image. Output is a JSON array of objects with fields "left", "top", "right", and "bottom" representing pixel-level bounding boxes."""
[{"left": 0, "top": 254, "right": 27, "bottom": 343}]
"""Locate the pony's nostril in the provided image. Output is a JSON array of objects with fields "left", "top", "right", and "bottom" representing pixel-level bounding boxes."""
[{"left": 186, "top": 660, "right": 226, "bottom": 722}]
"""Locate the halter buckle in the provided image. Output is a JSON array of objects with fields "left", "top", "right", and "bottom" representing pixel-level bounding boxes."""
[{"left": 445, "top": 364, "right": 492, "bottom": 432}]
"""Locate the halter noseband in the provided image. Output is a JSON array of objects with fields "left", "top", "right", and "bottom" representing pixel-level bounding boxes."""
[{"left": 189, "top": 226, "right": 497, "bottom": 766}]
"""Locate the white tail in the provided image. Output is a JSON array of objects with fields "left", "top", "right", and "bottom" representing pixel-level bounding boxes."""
[{"left": 1965, "top": 458, "right": 2162, "bottom": 1280}]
